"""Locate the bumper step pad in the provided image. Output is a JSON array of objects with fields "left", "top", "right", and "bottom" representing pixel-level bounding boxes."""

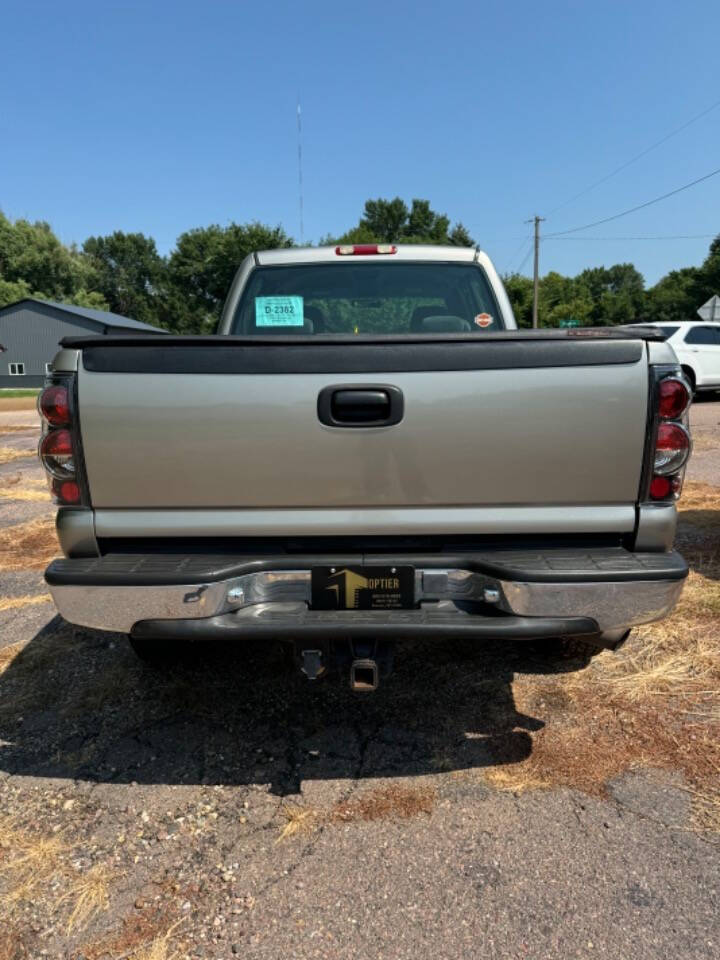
[{"left": 47, "top": 547, "right": 688, "bottom": 587}]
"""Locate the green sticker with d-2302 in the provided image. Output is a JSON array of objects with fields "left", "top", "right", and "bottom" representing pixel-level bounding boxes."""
[{"left": 255, "top": 295, "right": 304, "bottom": 326}]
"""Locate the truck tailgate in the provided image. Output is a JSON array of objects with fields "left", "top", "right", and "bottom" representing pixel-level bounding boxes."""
[{"left": 75, "top": 336, "right": 649, "bottom": 515}]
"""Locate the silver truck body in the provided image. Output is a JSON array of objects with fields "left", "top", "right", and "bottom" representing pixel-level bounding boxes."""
[{"left": 42, "top": 245, "right": 690, "bottom": 674}]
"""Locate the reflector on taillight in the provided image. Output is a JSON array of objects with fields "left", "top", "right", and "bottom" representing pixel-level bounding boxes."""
[
  {"left": 653, "top": 423, "right": 691, "bottom": 476},
  {"left": 658, "top": 377, "right": 690, "bottom": 420},
  {"left": 649, "top": 474, "right": 684, "bottom": 501},
  {"left": 52, "top": 478, "right": 81, "bottom": 504},
  {"left": 335, "top": 244, "right": 397, "bottom": 255},
  {"left": 38, "top": 384, "right": 71, "bottom": 426}
]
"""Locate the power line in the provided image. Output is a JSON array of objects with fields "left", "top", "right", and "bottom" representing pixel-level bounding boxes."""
[
  {"left": 504, "top": 234, "right": 532, "bottom": 273},
  {"left": 545, "top": 165, "right": 720, "bottom": 238},
  {"left": 545, "top": 233, "right": 716, "bottom": 241},
  {"left": 516, "top": 243, "right": 534, "bottom": 275},
  {"left": 547, "top": 96, "right": 720, "bottom": 216}
]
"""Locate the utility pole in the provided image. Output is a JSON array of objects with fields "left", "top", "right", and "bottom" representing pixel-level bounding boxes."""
[{"left": 525, "top": 215, "right": 545, "bottom": 328}]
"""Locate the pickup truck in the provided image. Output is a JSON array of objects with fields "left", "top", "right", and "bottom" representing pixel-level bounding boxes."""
[{"left": 39, "top": 244, "right": 692, "bottom": 691}]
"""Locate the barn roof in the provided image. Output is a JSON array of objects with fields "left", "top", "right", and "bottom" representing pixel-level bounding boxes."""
[{"left": 0, "top": 298, "right": 165, "bottom": 333}]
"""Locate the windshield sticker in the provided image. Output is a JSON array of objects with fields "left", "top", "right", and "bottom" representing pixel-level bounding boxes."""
[
  {"left": 255, "top": 296, "right": 304, "bottom": 326},
  {"left": 474, "top": 313, "right": 493, "bottom": 328}
]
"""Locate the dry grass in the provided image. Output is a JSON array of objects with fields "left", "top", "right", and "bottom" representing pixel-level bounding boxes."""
[
  {"left": 690, "top": 434, "right": 718, "bottom": 452},
  {"left": 0, "top": 642, "right": 24, "bottom": 674},
  {"left": 0, "top": 821, "right": 114, "bottom": 935},
  {"left": 276, "top": 803, "right": 319, "bottom": 842},
  {"left": 481, "top": 481, "right": 720, "bottom": 832},
  {"left": 60, "top": 865, "right": 111, "bottom": 933},
  {"left": 332, "top": 784, "right": 435, "bottom": 823},
  {"left": 0, "top": 593, "right": 52, "bottom": 613},
  {"left": 276, "top": 785, "right": 435, "bottom": 842},
  {"left": 81, "top": 910, "right": 184, "bottom": 960},
  {"left": 0, "top": 446, "right": 35, "bottom": 464},
  {"left": 484, "top": 764, "right": 552, "bottom": 795},
  {"left": 689, "top": 783, "right": 720, "bottom": 834},
  {"left": 3, "top": 470, "right": 45, "bottom": 485},
  {"left": 0, "top": 424, "right": 39, "bottom": 435},
  {"left": 0, "top": 818, "right": 68, "bottom": 904},
  {"left": 126, "top": 921, "right": 185, "bottom": 960},
  {"left": 0, "top": 485, "right": 50, "bottom": 502},
  {"left": 0, "top": 397, "right": 38, "bottom": 411},
  {"left": 596, "top": 574, "right": 720, "bottom": 703},
  {"left": 0, "top": 515, "right": 58, "bottom": 570},
  {"left": 677, "top": 481, "right": 720, "bottom": 520},
  {"left": 0, "top": 925, "right": 29, "bottom": 960}
]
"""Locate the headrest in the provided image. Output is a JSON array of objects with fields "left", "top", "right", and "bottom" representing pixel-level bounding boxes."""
[
  {"left": 416, "top": 315, "right": 472, "bottom": 333},
  {"left": 410, "top": 305, "right": 444, "bottom": 331},
  {"left": 302, "top": 305, "right": 326, "bottom": 332}
]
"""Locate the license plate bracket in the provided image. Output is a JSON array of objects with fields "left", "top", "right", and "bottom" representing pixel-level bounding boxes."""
[{"left": 311, "top": 565, "right": 415, "bottom": 610}]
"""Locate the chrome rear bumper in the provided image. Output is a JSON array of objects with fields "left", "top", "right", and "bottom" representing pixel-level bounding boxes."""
[{"left": 46, "top": 558, "right": 687, "bottom": 637}]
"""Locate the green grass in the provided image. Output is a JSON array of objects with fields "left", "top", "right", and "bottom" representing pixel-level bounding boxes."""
[{"left": 0, "top": 389, "right": 40, "bottom": 397}]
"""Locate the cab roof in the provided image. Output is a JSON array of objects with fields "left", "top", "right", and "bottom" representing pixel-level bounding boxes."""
[{"left": 255, "top": 244, "right": 479, "bottom": 266}]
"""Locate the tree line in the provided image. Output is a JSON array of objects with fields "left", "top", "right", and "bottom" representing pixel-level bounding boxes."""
[{"left": 1, "top": 199, "right": 718, "bottom": 332}]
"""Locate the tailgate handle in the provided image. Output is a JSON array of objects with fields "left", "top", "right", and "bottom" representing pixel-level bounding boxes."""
[{"left": 318, "top": 384, "right": 404, "bottom": 428}]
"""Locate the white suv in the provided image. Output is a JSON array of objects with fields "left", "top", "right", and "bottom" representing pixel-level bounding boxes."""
[{"left": 641, "top": 321, "right": 720, "bottom": 395}]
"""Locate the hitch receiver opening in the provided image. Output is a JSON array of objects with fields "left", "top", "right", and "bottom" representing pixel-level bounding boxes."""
[{"left": 350, "top": 659, "right": 379, "bottom": 693}]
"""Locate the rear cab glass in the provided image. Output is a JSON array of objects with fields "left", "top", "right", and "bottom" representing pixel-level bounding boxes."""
[{"left": 231, "top": 262, "right": 504, "bottom": 336}]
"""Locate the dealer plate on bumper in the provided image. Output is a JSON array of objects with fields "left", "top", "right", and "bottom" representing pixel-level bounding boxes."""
[{"left": 311, "top": 566, "right": 415, "bottom": 610}]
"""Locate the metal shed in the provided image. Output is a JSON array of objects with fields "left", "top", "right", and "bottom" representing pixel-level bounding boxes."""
[{"left": 0, "top": 298, "right": 164, "bottom": 387}]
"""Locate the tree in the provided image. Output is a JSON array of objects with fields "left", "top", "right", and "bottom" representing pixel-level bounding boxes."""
[
  {"left": 644, "top": 267, "right": 701, "bottom": 324},
  {"left": 502, "top": 262, "right": 646, "bottom": 328},
  {"left": 574, "top": 264, "right": 645, "bottom": 325},
  {"left": 0, "top": 278, "right": 32, "bottom": 309},
  {"left": 503, "top": 273, "right": 533, "bottom": 327},
  {"left": 166, "top": 222, "right": 293, "bottom": 330},
  {"left": 449, "top": 223, "right": 473, "bottom": 246},
  {"left": 697, "top": 233, "right": 720, "bottom": 303},
  {"left": 0, "top": 213, "right": 94, "bottom": 302},
  {"left": 336, "top": 197, "right": 474, "bottom": 246},
  {"left": 82, "top": 231, "right": 164, "bottom": 322}
]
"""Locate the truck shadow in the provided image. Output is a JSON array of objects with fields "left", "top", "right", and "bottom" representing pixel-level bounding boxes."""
[{"left": 0, "top": 616, "right": 592, "bottom": 796}]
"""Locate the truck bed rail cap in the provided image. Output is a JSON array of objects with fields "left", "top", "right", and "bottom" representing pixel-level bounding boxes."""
[
  {"left": 60, "top": 326, "right": 666, "bottom": 351},
  {"left": 64, "top": 337, "right": 644, "bottom": 374}
]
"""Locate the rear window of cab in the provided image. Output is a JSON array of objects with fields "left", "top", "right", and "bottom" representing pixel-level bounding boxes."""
[{"left": 231, "top": 262, "right": 503, "bottom": 336}]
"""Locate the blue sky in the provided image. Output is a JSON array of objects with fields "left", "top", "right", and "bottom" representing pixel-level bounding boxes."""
[{"left": 2, "top": 0, "right": 719, "bottom": 285}]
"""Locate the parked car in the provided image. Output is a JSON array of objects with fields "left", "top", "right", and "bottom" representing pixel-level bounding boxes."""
[
  {"left": 638, "top": 321, "right": 720, "bottom": 395},
  {"left": 38, "top": 245, "right": 692, "bottom": 691}
]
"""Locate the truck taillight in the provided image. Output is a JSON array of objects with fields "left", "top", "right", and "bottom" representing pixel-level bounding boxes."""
[
  {"left": 646, "top": 369, "right": 692, "bottom": 501},
  {"left": 38, "top": 384, "right": 71, "bottom": 425},
  {"left": 653, "top": 423, "right": 691, "bottom": 476},
  {"left": 657, "top": 377, "right": 690, "bottom": 420},
  {"left": 39, "top": 428, "right": 76, "bottom": 482},
  {"left": 38, "top": 373, "right": 88, "bottom": 506}
]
